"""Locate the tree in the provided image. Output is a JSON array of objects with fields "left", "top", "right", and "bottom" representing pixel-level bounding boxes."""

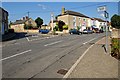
[
  {"left": 35, "top": 17, "right": 43, "bottom": 28},
  {"left": 111, "top": 14, "right": 120, "bottom": 29},
  {"left": 9, "top": 21, "right": 13, "bottom": 28},
  {"left": 58, "top": 20, "right": 65, "bottom": 31}
]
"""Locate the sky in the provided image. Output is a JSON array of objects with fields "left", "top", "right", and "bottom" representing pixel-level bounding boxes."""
[{"left": 2, "top": 2, "right": 119, "bottom": 24}]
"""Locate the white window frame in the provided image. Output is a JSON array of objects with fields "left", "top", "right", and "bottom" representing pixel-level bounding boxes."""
[{"left": 73, "top": 16, "right": 76, "bottom": 28}]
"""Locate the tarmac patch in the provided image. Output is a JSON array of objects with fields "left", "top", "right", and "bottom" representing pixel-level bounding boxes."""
[{"left": 57, "top": 69, "right": 68, "bottom": 75}]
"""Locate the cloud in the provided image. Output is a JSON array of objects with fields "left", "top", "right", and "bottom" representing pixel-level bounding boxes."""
[{"left": 38, "top": 4, "right": 46, "bottom": 10}]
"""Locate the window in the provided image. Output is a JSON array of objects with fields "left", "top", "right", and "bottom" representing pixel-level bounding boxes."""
[
  {"left": 83, "top": 18, "right": 86, "bottom": 26},
  {"left": 79, "top": 17, "right": 81, "bottom": 26},
  {"left": 73, "top": 16, "right": 76, "bottom": 28},
  {"left": 83, "top": 18, "right": 86, "bottom": 21},
  {"left": 73, "top": 16, "right": 76, "bottom": 21}
]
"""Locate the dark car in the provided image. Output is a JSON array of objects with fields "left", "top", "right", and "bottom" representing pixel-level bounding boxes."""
[
  {"left": 39, "top": 29, "right": 50, "bottom": 34},
  {"left": 69, "top": 29, "right": 82, "bottom": 35},
  {"left": 83, "top": 29, "right": 93, "bottom": 34},
  {"left": 99, "top": 29, "right": 104, "bottom": 33}
]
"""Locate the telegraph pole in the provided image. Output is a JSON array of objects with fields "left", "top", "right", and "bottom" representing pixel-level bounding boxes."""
[
  {"left": 27, "top": 11, "right": 30, "bottom": 19},
  {"left": 27, "top": 11, "right": 30, "bottom": 33},
  {"left": 51, "top": 12, "right": 54, "bottom": 32}
]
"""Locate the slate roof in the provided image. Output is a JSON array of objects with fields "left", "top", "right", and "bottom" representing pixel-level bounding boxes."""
[
  {"left": 93, "top": 18, "right": 106, "bottom": 22},
  {"left": 57, "top": 10, "right": 90, "bottom": 18},
  {"left": 12, "top": 18, "right": 30, "bottom": 25}
]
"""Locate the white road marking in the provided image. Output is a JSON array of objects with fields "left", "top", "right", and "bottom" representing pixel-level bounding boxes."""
[
  {"left": 63, "top": 37, "right": 104, "bottom": 79},
  {"left": 32, "top": 35, "right": 38, "bottom": 37},
  {"left": 0, "top": 49, "right": 32, "bottom": 61},
  {"left": 26, "top": 37, "right": 30, "bottom": 41},
  {"left": 29, "top": 37, "right": 48, "bottom": 41},
  {"left": 29, "top": 35, "right": 58, "bottom": 42},
  {"left": 83, "top": 37, "right": 97, "bottom": 45},
  {"left": 44, "top": 40, "right": 63, "bottom": 47}
]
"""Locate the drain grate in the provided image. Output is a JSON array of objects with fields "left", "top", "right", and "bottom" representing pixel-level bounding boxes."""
[
  {"left": 57, "top": 69, "right": 68, "bottom": 75},
  {"left": 89, "top": 43, "right": 95, "bottom": 45}
]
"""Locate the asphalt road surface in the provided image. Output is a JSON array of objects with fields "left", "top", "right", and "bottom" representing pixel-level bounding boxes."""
[{"left": 2, "top": 33, "right": 105, "bottom": 79}]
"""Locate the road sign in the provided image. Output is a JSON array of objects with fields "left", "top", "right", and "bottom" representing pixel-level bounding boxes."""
[
  {"left": 104, "top": 11, "right": 109, "bottom": 18},
  {"left": 97, "top": 6, "right": 106, "bottom": 12}
]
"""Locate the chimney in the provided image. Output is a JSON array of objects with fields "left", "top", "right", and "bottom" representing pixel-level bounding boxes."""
[
  {"left": 23, "top": 17, "right": 25, "bottom": 20},
  {"left": 26, "top": 16, "right": 29, "bottom": 20},
  {"left": 61, "top": 6, "right": 65, "bottom": 15}
]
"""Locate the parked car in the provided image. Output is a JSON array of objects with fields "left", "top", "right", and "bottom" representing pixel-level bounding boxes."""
[
  {"left": 99, "top": 29, "right": 104, "bottom": 33},
  {"left": 39, "top": 29, "right": 50, "bottom": 34},
  {"left": 69, "top": 29, "right": 82, "bottom": 35},
  {"left": 83, "top": 29, "right": 93, "bottom": 34}
]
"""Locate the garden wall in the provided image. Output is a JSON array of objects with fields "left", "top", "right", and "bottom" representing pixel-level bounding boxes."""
[
  {"left": 24, "top": 30, "right": 39, "bottom": 33},
  {"left": 111, "top": 29, "right": 120, "bottom": 38}
]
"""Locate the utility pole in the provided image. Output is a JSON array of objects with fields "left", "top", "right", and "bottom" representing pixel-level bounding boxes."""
[
  {"left": 27, "top": 11, "right": 30, "bottom": 33},
  {"left": 51, "top": 12, "right": 54, "bottom": 32},
  {"left": 27, "top": 11, "right": 30, "bottom": 19}
]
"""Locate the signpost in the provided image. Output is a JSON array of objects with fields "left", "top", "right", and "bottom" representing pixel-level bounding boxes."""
[{"left": 97, "top": 5, "right": 109, "bottom": 53}]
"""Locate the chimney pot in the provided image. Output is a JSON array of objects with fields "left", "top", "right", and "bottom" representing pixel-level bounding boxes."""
[{"left": 61, "top": 7, "right": 65, "bottom": 15}]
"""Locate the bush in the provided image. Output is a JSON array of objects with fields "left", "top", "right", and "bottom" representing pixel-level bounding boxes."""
[
  {"left": 8, "top": 29, "right": 14, "bottom": 33},
  {"left": 77, "top": 26, "right": 80, "bottom": 30},
  {"left": 63, "top": 25, "right": 68, "bottom": 30},
  {"left": 24, "top": 25, "right": 33, "bottom": 29},
  {"left": 54, "top": 25, "right": 59, "bottom": 31},
  {"left": 111, "top": 38, "right": 120, "bottom": 59}
]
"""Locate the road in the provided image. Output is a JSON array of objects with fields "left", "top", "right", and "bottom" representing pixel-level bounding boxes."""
[{"left": 2, "top": 33, "right": 105, "bottom": 79}]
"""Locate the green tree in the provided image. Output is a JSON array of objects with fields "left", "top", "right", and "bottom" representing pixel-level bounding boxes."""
[
  {"left": 111, "top": 14, "right": 120, "bottom": 29},
  {"left": 9, "top": 21, "right": 13, "bottom": 28},
  {"left": 58, "top": 20, "right": 65, "bottom": 31},
  {"left": 35, "top": 17, "right": 43, "bottom": 28}
]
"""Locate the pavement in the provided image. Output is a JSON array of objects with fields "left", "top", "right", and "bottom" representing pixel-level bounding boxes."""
[{"left": 65, "top": 36, "right": 119, "bottom": 79}]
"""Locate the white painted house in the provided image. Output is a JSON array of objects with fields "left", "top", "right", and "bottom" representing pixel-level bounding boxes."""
[{"left": 92, "top": 18, "right": 107, "bottom": 31}]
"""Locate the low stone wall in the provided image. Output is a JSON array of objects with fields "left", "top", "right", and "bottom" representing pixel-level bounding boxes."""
[
  {"left": 63, "top": 30, "right": 69, "bottom": 34},
  {"left": 24, "top": 30, "right": 39, "bottom": 33},
  {"left": 111, "top": 29, "right": 120, "bottom": 38}
]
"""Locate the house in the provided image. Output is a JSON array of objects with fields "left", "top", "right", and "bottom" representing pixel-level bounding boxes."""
[
  {"left": 56, "top": 7, "right": 91, "bottom": 31},
  {"left": 0, "top": 7, "right": 9, "bottom": 35},
  {"left": 92, "top": 18, "right": 106, "bottom": 31},
  {"left": 11, "top": 17, "right": 37, "bottom": 32}
]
